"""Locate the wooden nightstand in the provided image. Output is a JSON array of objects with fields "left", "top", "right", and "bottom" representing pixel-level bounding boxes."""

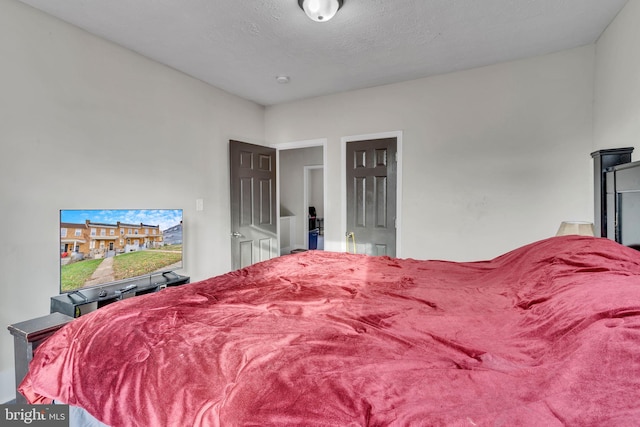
[{"left": 7, "top": 312, "right": 74, "bottom": 404}]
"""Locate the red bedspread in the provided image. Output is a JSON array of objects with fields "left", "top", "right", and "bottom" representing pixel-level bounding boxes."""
[{"left": 20, "top": 236, "right": 640, "bottom": 426}]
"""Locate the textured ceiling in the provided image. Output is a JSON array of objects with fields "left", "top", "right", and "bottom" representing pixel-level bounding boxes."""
[{"left": 18, "top": 0, "right": 629, "bottom": 106}]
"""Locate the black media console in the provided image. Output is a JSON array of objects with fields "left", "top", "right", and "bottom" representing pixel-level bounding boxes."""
[{"left": 50, "top": 271, "right": 190, "bottom": 318}]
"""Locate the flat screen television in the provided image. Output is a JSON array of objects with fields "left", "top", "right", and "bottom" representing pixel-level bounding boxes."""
[{"left": 60, "top": 209, "right": 183, "bottom": 294}]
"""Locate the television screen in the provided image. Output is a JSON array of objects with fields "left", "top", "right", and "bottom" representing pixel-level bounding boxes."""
[{"left": 60, "top": 209, "right": 183, "bottom": 293}]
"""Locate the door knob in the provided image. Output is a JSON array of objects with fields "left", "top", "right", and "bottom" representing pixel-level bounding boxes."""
[{"left": 231, "top": 232, "right": 243, "bottom": 238}]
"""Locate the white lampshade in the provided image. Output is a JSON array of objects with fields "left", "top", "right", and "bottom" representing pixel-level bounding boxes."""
[
  {"left": 298, "top": 0, "right": 343, "bottom": 22},
  {"left": 556, "top": 221, "right": 595, "bottom": 237}
]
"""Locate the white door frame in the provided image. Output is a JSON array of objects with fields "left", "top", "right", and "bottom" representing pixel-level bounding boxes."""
[
  {"left": 272, "top": 138, "right": 327, "bottom": 252},
  {"left": 341, "top": 131, "right": 403, "bottom": 257}
]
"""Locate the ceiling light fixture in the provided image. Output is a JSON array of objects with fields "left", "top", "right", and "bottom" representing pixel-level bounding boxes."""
[
  {"left": 276, "top": 76, "right": 290, "bottom": 84},
  {"left": 298, "top": 0, "right": 343, "bottom": 22}
]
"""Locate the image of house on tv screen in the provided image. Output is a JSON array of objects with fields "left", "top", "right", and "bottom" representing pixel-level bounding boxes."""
[{"left": 60, "top": 209, "right": 183, "bottom": 292}]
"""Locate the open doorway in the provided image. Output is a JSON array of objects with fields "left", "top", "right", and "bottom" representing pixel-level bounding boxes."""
[
  {"left": 276, "top": 139, "right": 326, "bottom": 255},
  {"left": 305, "top": 165, "right": 324, "bottom": 250}
]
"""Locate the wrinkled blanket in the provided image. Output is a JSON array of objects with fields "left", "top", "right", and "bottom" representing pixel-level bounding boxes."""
[{"left": 20, "top": 236, "right": 640, "bottom": 426}]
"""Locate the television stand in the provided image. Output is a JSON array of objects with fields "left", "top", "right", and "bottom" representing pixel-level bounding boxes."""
[
  {"left": 50, "top": 272, "right": 190, "bottom": 318},
  {"left": 67, "top": 289, "right": 88, "bottom": 303}
]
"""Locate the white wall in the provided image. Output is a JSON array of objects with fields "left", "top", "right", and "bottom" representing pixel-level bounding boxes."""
[
  {"left": 0, "top": 0, "right": 264, "bottom": 402},
  {"left": 266, "top": 46, "right": 596, "bottom": 262},
  {"left": 594, "top": 0, "right": 640, "bottom": 150},
  {"left": 309, "top": 169, "right": 324, "bottom": 219}
]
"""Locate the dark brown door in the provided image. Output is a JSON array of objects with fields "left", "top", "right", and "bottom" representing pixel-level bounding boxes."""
[
  {"left": 229, "top": 140, "right": 278, "bottom": 270},
  {"left": 346, "top": 138, "right": 397, "bottom": 256}
]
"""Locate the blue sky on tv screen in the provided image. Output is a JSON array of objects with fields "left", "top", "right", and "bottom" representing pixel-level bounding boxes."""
[{"left": 61, "top": 209, "right": 182, "bottom": 232}]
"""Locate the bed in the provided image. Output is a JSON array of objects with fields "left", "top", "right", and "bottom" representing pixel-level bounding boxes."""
[{"left": 18, "top": 235, "right": 640, "bottom": 426}]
